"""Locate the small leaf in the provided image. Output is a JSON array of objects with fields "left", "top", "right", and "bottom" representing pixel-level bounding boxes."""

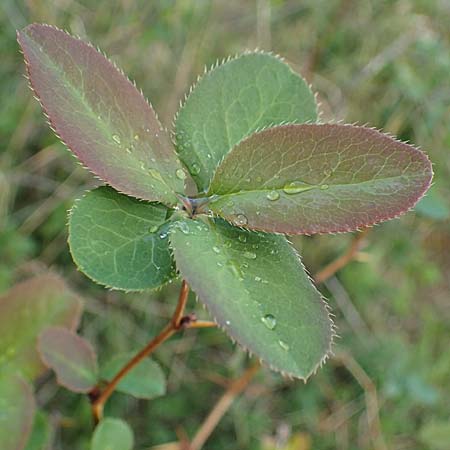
[
  {"left": 38, "top": 327, "right": 98, "bottom": 393},
  {"left": 170, "top": 218, "right": 333, "bottom": 380},
  {"left": 18, "top": 24, "right": 185, "bottom": 206},
  {"left": 0, "top": 273, "right": 82, "bottom": 380},
  {"left": 209, "top": 124, "right": 433, "bottom": 234},
  {"left": 100, "top": 353, "right": 166, "bottom": 399},
  {"left": 68, "top": 187, "right": 176, "bottom": 291},
  {"left": 175, "top": 52, "right": 317, "bottom": 192},
  {"left": 91, "top": 418, "right": 134, "bottom": 450},
  {"left": 24, "top": 411, "right": 51, "bottom": 450},
  {"left": 0, "top": 371, "right": 36, "bottom": 450}
]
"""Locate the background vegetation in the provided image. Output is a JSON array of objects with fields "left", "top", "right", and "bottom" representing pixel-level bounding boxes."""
[{"left": 1, "top": 1, "right": 449, "bottom": 449}]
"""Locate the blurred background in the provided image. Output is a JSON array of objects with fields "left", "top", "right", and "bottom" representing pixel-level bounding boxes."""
[{"left": 1, "top": 1, "right": 449, "bottom": 449}]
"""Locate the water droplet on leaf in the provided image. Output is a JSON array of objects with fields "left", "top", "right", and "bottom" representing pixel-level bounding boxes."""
[
  {"left": 235, "top": 214, "right": 248, "bottom": 226},
  {"left": 212, "top": 246, "right": 221, "bottom": 254},
  {"left": 283, "top": 181, "right": 314, "bottom": 194},
  {"left": 238, "top": 234, "right": 247, "bottom": 243},
  {"left": 261, "top": 314, "right": 277, "bottom": 330},
  {"left": 191, "top": 163, "right": 200, "bottom": 175},
  {"left": 176, "top": 168, "right": 187, "bottom": 180},
  {"left": 112, "top": 134, "right": 121, "bottom": 144},
  {"left": 278, "top": 340, "right": 290, "bottom": 351},
  {"left": 149, "top": 225, "right": 158, "bottom": 233},
  {"left": 266, "top": 190, "right": 280, "bottom": 201},
  {"left": 243, "top": 251, "right": 257, "bottom": 260},
  {"left": 320, "top": 184, "right": 329, "bottom": 190}
]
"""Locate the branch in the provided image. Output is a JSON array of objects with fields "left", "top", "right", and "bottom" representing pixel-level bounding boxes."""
[
  {"left": 314, "top": 228, "right": 369, "bottom": 284},
  {"left": 188, "top": 361, "right": 261, "bottom": 450},
  {"left": 90, "top": 280, "right": 215, "bottom": 423}
]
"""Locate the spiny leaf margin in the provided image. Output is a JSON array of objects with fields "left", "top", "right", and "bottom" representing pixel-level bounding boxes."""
[{"left": 208, "top": 123, "right": 433, "bottom": 234}]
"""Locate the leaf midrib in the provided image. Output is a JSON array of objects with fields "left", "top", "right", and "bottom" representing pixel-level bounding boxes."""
[{"left": 209, "top": 173, "right": 423, "bottom": 198}]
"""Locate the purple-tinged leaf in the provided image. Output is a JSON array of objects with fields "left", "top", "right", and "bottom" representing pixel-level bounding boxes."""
[
  {"left": 209, "top": 124, "right": 433, "bottom": 234},
  {"left": 17, "top": 24, "right": 186, "bottom": 206},
  {"left": 0, "top": 372, "right": 36, "bottom": 450},
  {"left": 38, "top": 327, "right": 98, "bottom": 393},
  {"left": 0, "top": 273, "right": 82, "bottom": 380}
]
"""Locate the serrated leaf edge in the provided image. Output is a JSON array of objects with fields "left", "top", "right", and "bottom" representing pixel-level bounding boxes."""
[{"left": 168, "top": 221, "right": 335, "bottom": 381}]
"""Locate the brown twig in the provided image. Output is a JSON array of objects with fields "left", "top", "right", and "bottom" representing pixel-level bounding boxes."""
[
  {"left": 188, "top": 361, "right": 261, "bottom": 450},
  {"left": 314, "top": 228, "right": 370, "bottom": 284},
  {"left": 90, "top": 280, "right": 215, "bottom": 423}
]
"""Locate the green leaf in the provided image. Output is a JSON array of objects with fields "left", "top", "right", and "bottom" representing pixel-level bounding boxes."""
[
  {"left": 68, "top": 187, "right": 176, "bottom": 291},
  {"left": 91, "top": 418, "right": 134, "bottom": 450},
  {"left": 100, "top": 353, "right": 166, "bottom": 399},
  {"left": 0, "top": 274, "right": 82, "bottom": 380},
  {"left": 0, "top": 371, "right": 36, "bottom": 450},
  {"left": 38, "top": 327, "right": 98, "bottom": 393},
  {"left": 209, "top": 124, "right": 433, "bottom": 234},
  {"left": 24, "top": 411, "right": 51, "bottom": 450},
  {"left": 175, "top": 52, "right": 317, "bottom": 192},
  {"left": 170, "top": 218, "right": 333, "bottom": 379},
  {"left": 18, "top": 24, "right": 185, "bottom": 206}
]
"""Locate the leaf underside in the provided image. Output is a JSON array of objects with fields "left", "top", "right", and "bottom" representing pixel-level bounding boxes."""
[
  {"left": 170, "top": 218, "right": 333, "bottom": 379},
  {"left": 209, "top": 124, "right": 433, "bottom": 234},
  {"left": 100, "top": 353, "right": 166, "bottom": 399},
  {"left": 91, "top": 418, "right": 134, "bottom": 450},
  {"left": 0, "top": 274, "right": 82, "bottom": 380},
  {"left": 38, "top": 327, "right": 98, "bottom": 393},
  {"left": 69, "top": 186, "right": 176, "bottom": 291},
  {"left": 18, "top": 24, "right": 185, "bottom": 206},
  {"left": 175, "top": 52, "right": 318, "bottom": 192},
  {"left": 0, "top": 372, "right": 36, "bottom": 450}
]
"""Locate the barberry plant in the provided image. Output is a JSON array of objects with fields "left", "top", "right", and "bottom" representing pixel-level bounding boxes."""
[{"left": 12, "top": 23, "right": 432, "bottom": 447}]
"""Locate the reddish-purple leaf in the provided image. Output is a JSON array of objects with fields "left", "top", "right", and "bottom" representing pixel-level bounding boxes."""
[
  {"left": 209, "top": 124, "right": 433, "bottom": 234},
  {"left": 0, "top": 273, "right": 82, "bottom": 380},
  {"left": 0, "top": 372, "right": 36, "bottom": 450},
  {"left": 17, "top": 24, "right": 186, "bottom": 205},
  {"left": 38, "top": 327, "right": 98, "bottom": 393}
]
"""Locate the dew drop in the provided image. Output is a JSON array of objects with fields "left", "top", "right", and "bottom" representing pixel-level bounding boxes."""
[
  {"left": 283, "top": 181, "right": 314, "bottom": 194},
  {"left": 235, "top": 214, "right": 248, "bottom": 226},
  {"left": 159, "top": 231, "right": 168, "bottom": 239},
  {"left": 176, "top": 221, "right": 190, "bottom": 234},
  {"left": 255, "top": 276, "right": 262, "bottom": 282},
  {"left": 176, "top": 168, "right": 187, "bottom": 180},
  {"left": 229, "top": 264, "right": 244, "bottom": 280},
  {"left": 320, "top": 184, "right": 329, "bottom": 190},
  {"left": 212, "top": 246, "right": 221, "bottom": 254},
  {"left": 125, "top": 147, "right": 131, "bottom": 154},
  {"left": 278, "top": 340, "right": 290, "bottom": 351},
  {"left": 112, "top": 134, "right": 121, "bottom": 144},
  {"left": 243, "top": 251, "right": 257, "bottom": 260},
  {"left": 238, "top": 234, "right": 247, "bottom": 243},
  {"left": 134, "top": 134, "right": 140, "bottom": 141},
  {"left": 261, "top": 314, "right": 277, "bottom": 330},
  {"left": 191, "top": 163, "right": 201, "bottom": 175},
  {"left": 217, "top": 262, "right": 223, "bottom": 267},
  {"left": 266, "top": 190, "right": 280, "bottom": 201},
  {"left": 149, "top": 225, "right": 158, "bottom": 233},
  {"left": 225, "top": 320, "right": 231, "bottom": 326}
]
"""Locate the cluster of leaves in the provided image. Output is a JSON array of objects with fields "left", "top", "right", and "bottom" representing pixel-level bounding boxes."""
[
  {"left": 0, "top": 273, "right": 166, "bottom": 449},
  {"left": 17, "top": 24, "right": 432, "bottom": 384}
]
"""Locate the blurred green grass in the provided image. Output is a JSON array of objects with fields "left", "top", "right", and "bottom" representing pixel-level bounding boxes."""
[{"left": 1, "top": 1, "right": 449, "bottom": 449}]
